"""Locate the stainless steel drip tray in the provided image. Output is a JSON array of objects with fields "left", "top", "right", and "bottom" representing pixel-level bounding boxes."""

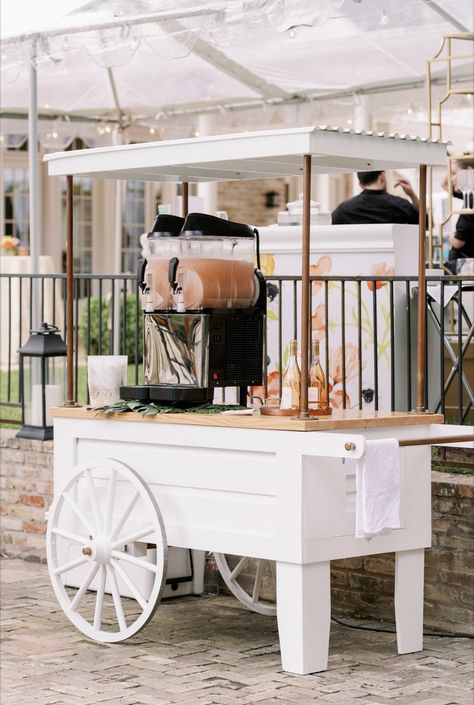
[{"left": 120, "top": 384, "right": 213, "bottom": 404}]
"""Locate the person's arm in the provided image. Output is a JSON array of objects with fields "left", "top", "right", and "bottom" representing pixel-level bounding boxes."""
[
  {"left": 448, "top": 231, "right": 466, "bottom": 249},
  {"left": 394, "top": 178, "right": 419, "bottom": 210}
]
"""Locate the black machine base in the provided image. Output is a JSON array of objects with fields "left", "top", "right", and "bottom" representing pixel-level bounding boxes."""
[{"left": 120, "top": 384, "right": 214, "bottom": 404}]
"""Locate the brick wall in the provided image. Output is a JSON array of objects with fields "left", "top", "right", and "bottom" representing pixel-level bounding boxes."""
[
  {"left": 0, "top": 430, "right": 53, "bottom": 560},
  {"left": 1, "top": 428, "right": 473, "bottom": 635},
  {"left": 327, "top": 471, "right": 474, "bottom": 635},
  {"left": 217, "top": 178, "right": 287, "bottom": 226}
]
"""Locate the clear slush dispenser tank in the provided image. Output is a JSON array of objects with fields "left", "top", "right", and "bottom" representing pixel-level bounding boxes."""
[
  {"left": 145, "top": 235, "right": 182, "bottom": 310},
  {"left": 177, "top": 233, "right": 257, "bottom": 309}
]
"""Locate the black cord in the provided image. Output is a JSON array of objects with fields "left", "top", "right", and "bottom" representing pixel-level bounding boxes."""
[{"left": 331, "top": 614, "right": 473, "bottom": 639}]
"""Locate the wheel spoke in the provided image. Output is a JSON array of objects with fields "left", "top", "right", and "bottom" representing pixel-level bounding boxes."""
[
  {"left": 214, "top": 553, "right": 277, "bottom": 617},
  {"left": 230, "top": 555, "right": 248, "bottom": 580},
  {"left": 106, "top": 564, "right": 127, "bottom": 632},
  {"left": 62, "top": 491, "right": 95, "bottom": 536},
  {"left": 104, "top": 468, "right": 117, "bottom": 535},
  {"left": 70, "top": 563, "right": 100, "bottom": 611},
  {"left": 85, "top": 469, "right": 103, "bottom": 536},
  {"left": 111, "top": 549, "right": 157, "bottom": 573},
  {"left": 54, "top": 555, "right": 89, "bottom": 576},
  {"left": 109, "top": 491, "right": 140, "bottom": 541},
  {"left": 110, "top": 559, "right": 148, "bottom": 610},
  {"left": 251, "top": 559, "right": 264, "bottom": 604},
  {"left": 51, "top": 527, "right": 89, "bottom": 545},
  {"left": 93, "top": 565, "right": 106, "bottom": 631},
  {"left": 110, "top": 525, "right": 155, "bottom": 550}
]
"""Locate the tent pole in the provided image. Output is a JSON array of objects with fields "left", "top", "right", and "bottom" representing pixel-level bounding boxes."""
[
  {"left": 298, "top": 153, "right": 312, "bottom": 418},
  {"left": 28, "top": 58, "right": 39, "bottom": 330},
  {"left": 64, "top": 174, "right": 78, "bottom": 406},
  {"left": 416, "top": 164, "right": 427, "bottom": 412},
  {"left": 113, "top": 180, "right": 123, "bottom": 354}
]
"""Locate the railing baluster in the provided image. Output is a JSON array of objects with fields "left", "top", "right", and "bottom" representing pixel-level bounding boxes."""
[
  {"left": 122, "top": 278, "right": 128, "bottom": 356},
  {"left": 357, "top": 279, "right": 363, "bottom": 411},
  {"left": 389, "top": 280, "right": 395, "bottom": 412},
  {"left": 41, "top": 276, "right": 45, "bottom": 322},
  {"left": 405, "top": 279, "right": 412, "bottom": 411},
  {"left": 324, "top": 280, "right": 329, "bottom": 404},
  {"left": 341, "top": 279, "right": 346, "bottom": 409},
  {"left": 52, "top": 276, "right": 57, "bottom": 327},
  {"left": 110, "top": 278, "right": 116, "bottom": 355},
  {"left": 457, "top": 280, "right": 463, "bottom": 424},
  {"left": 7, "top": 278, "right": 12, "bottom": 400},
  {"left": 440, "top": 280, "right": 445, "bottom": 417},
  {"left": 135, "top": 281, "right": 140, "bottom": 385},
  {"left": 278, "top": 279, "right": 283, "bottom": 399},
  {"left": 74, "top": 277, "right": 80, "bottom": 402},
  {"left": 98, "top": 279, "right": 103, "bottom": 356},
  {"left": 372, "top": 280, "right": 379, "bottom": 411},
  {"left": 293, "top": 279, "right": 298, "bottom": 341},
  {"left": 18, "top": 278, "right": 23, "bottom": 403}
]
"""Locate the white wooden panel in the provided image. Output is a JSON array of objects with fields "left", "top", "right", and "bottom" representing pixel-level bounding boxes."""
[{"left": 76, "top": 438, "right": 277, "bottom": 496}]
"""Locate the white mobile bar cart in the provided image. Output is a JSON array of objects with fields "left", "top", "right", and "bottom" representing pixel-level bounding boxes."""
[{"left": 44, "top": 127, "right": 473, "bottom": 674}]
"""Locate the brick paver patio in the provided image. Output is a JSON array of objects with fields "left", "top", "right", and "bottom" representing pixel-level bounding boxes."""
[{"left": 1, "top": 558, "right": 472, "bottom": 704}]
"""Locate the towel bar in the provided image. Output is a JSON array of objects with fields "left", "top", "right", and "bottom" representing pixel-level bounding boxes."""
[{"left": 344, "top": 434, "right": 473, "bottom": 452}]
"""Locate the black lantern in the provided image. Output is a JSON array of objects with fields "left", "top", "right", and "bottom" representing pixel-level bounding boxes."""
[{"left": 17, "top": 323, "right": 67, "bottom": 441}]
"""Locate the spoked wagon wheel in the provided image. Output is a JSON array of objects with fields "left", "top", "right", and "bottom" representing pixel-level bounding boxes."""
[
  {"left": 214, "top": 553, "right": 276, "bottom": 616},
  {"left": 46, "top": 459, "right": 167, "bottom": 642}
]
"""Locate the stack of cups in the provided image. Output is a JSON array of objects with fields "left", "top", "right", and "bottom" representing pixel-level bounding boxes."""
[{"left": 87, "top": 355, "right": 128, "bottom": 407}]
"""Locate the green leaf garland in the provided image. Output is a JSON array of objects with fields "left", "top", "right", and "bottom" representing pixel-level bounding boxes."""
[{"left": 92, "top": 399, "right": 245, "bottom": 416}]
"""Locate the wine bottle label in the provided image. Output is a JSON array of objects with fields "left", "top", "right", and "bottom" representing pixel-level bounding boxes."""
[
  {"left": 281, "top": 387, "right": 292, "bottom": 409},
  {"left": 308, "top": 387, "right": 320, "bottom": 402}
]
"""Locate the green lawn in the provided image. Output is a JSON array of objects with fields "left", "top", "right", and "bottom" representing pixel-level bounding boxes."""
[{"left": 0, "top": 365, "right": 139, "bottom": 427}]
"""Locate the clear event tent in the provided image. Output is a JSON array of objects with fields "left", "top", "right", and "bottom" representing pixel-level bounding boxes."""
[
  {"left": 1, "top": 0, "right": 472, "bottom": 285},
  {"left": 1, "top": 0, "right": 473, "bottom": 146}
]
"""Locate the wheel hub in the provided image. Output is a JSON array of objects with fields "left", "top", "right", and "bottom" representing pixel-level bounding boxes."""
[{"left": 82, "top": 537, "right": 111, "bottom": 564}]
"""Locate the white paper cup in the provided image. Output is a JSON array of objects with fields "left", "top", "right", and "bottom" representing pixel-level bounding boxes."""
[{"left": 87, "top": 355, "right": 128, "bottom": 407}]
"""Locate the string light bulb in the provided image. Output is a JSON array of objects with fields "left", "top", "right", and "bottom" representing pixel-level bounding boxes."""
[{"left": 379, "top": 9, "right": 389, "bottom": 26}]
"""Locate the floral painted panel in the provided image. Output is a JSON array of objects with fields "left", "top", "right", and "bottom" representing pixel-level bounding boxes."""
[{"left": 258, "top": 251, "right": 400, "bottom": 411}]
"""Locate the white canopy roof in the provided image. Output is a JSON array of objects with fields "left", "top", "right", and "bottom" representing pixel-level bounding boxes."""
[{"left": 44, "top": 125, "right": 448, "bottom": 181}]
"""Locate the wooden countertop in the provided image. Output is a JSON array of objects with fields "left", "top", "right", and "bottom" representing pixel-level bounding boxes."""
[{"left": 51, "top": 407, "right": 444, "bottom": 432}]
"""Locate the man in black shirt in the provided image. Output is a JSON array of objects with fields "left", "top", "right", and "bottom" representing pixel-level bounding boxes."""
[
  {"left": 331, "top": 171, "right": 420, "bottom": 225},
  {"left": 445, "top": 158, "right": 474, "bottom": 268}
]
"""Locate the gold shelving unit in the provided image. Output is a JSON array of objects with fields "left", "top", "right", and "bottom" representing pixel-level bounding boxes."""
[{"left": 427, "top": 32, "right": 473, "bottom": 267}]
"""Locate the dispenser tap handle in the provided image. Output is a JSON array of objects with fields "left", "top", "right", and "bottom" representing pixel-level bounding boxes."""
[{"left": 168, "top": 257, "right": 180, "bottom": 292}]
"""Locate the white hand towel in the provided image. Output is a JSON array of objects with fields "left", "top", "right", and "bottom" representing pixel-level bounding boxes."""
[{"left": 355, "top": 438, "right": 401, "bottom": 539}]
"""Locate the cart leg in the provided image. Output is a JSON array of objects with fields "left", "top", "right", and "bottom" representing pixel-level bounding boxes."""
[
  {"left": 395, "top": 548, "right": 424, "bottom": 654},
  {"left": 276, "top": 560, "right": 330, "bottom": 675}
]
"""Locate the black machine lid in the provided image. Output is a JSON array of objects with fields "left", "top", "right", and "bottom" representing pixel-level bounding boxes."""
[
  {"left": 181, "top": 212, "right": 256, "bottom": 238},
  {"left": 148, "top": 213, "right": 185, "bottom": 237}
]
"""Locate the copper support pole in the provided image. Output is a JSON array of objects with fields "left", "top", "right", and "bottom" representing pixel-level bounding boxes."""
[
  {"left": 416, "top": 164, "right": 427, "bottom": 412},
  {"left": 298, "top": 154, "right": 312, "bottom": 418},
  {"left": 182, "top": 182, "right": 189, "bottom": 217},
  {"left": 64, "top": 174, "right": 77, "bottom": 406}
]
